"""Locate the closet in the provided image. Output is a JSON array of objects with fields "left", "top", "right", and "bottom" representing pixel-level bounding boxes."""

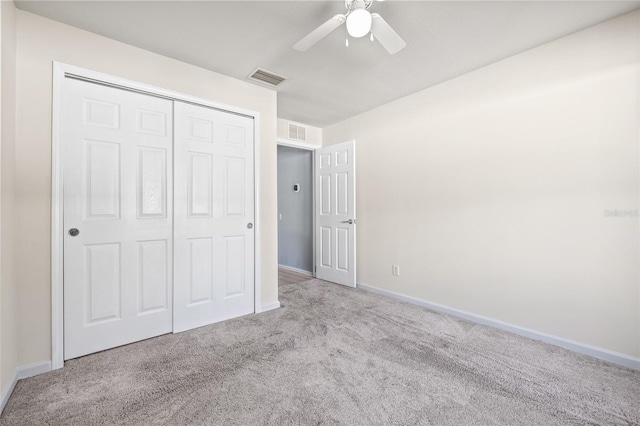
[{"left": 61, "top": 76, "right": 255, "bottom": 360}]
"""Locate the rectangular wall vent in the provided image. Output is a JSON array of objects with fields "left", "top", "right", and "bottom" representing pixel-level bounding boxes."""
[
  {"left": 288, "top": 124, "right": 306, "bottom": 141},
  {"left": 248, "top": 68, "right": 288, "bottom": 88}
]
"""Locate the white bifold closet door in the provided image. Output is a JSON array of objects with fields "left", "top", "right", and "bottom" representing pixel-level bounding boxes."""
[
  {"left": 173, "top": 102, "right": 255, "bottom": 333},
  {"left": 63, "top": 78, "right": 174, "bottom": 360}
]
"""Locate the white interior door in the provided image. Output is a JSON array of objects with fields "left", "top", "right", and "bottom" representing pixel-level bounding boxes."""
[
  {"left": 315, "top": 140, "right": 356, "bottom": 287},
  {"left": 62, "top": 78, "right": 173, "bottom": 360},
  {"left": 173, "top": 102, "right": 255, "bottom": 333}
]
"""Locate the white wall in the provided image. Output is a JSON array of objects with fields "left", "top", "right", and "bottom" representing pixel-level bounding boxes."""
[
  {"left": 1, "top": 0, "right": 18, "bottom": 397},
  {"left": 324, "top": 10, "right": 640, "bottom": 358},
  {"left": 277, "top": 118, "right": 322, "bottom": 146},
  {"left": 15, "top": 10, "right": 278, "bottom": 367}
]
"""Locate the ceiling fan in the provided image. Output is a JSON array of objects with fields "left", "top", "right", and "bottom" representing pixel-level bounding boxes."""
[{"left": 293, "top": 0, "right": 406, "bottom": 55}]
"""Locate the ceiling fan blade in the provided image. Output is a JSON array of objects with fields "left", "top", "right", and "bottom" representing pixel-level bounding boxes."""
[
  {"left": 293, "top": 14, "right": 346, "bottom": 51},
  {"left": 370, "top": 13, "right": 406, "bottom": 55}
]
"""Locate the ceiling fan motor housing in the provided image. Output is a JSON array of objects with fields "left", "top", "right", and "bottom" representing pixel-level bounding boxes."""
[{"left": 345, "top": 0, "right": 372, "bottom": 11}]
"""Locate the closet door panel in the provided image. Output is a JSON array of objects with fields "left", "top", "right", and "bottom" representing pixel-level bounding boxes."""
[
  {"left": 173, "top": 102, "right": 255, "bottom": 332},
  {"left": 63, "top": 78, "right": 173, "bottom": 360}
]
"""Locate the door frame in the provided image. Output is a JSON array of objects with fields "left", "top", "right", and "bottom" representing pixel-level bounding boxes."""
[
  {"left": 51, "top": 62, "right": 263, "bottom": 370},
  {"left": 276, "top": 138, "right": 320, "bottom": 277}
]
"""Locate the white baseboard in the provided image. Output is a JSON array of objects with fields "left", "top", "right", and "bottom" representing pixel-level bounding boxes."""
[
  {"left": 0, "top": 360, "right": 52, "bottom": 415},
  {"left": 17, "top": 361, "right": 52, "bottom": 380},
  {"left": 278, "top": 264, "right": 313, "bottom": 277},
  {"left": 0, "top": 370, "right": 17, "bottom": 415},
  {"left": 357, "top": 282, "right": 640, "bottom": 371},
  {"left": 262, "top": 301, "right": 281, "bottom": 312}
]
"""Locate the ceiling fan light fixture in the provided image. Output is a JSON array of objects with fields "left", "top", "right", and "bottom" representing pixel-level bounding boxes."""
[
  {"left": 346, "top": 7, "right": 372, "bottom": 38},
  {"left": 293, "top": 0, "right": 405, "bottom": 54}
]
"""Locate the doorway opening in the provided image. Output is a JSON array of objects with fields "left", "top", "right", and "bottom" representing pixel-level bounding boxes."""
[
  {"left": 277, "top": 144, "right": 314, "bottom": 280},
  {"left": 276, "top": 138, "right": 357, "bottom": 288}
]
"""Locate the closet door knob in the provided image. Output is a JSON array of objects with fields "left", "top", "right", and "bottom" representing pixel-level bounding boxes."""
[
  {"left": 247, "top": 223, "right": 253, "bottom": 229},
  {"left": 69, "top": 228, "right": 80, "bottom": 237}
]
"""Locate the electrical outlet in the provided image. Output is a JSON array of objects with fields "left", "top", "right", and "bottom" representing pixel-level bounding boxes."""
[{"left": 392, "top": 264, "right": 400, "bottom": 276}]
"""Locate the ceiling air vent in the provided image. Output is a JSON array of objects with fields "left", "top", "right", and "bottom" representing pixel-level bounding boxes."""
[
  {"left": 288, "top": 124, "right": 306, "bottom": 142},
  {"left": 248, "top": 68, "right": 288, "bottom": 88}
]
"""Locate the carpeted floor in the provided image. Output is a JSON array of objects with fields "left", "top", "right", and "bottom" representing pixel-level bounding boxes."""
[{"left": 2, "top": 278, "right": 639, "bottom": 425}]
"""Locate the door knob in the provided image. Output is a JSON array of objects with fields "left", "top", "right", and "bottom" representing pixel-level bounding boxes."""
[
  {"left": 69, "top": 228, "right": 80, "bottom": 237},
  {"left": 340, "top": 219, "right": 356, "bottom": 225},
  {"left": 247, "top": 223, "right": 253, "bottom": 229}
]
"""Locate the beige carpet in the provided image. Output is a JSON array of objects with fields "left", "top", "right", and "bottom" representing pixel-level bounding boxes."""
[{"left": 2, "top": 279, "right": 639, "bottom": 425}]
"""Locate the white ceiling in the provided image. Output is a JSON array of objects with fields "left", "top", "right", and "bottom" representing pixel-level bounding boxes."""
[{"left": 16, "top": 1, "right": 640, "bottom": 127}]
